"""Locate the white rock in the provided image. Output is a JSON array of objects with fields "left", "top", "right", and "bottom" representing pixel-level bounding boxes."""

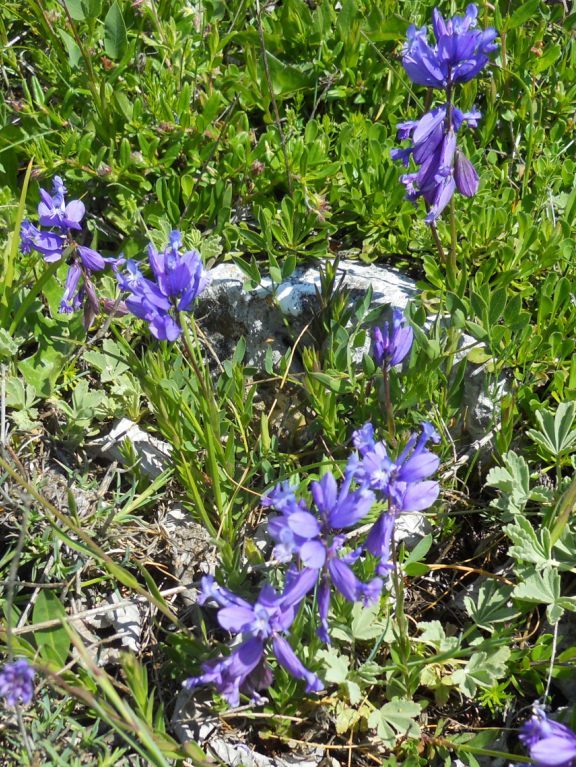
[
  {"left": 197, "top": 260, "right": 416, "bottom": 369},
  {"left": 88, "top": 417, "right": 172, "bottom": 478}
]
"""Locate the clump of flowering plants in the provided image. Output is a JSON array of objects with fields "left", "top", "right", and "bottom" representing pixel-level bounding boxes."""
[{"left": 184, "top": 419, "right": 441, "bottom": 706}]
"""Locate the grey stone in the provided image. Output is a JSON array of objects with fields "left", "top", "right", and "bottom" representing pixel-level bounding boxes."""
[
  {"left": 196, "top": 260, "right": 417, "bottom": 369},
  {"left": 87, "top": 417, "right": 172, "bottom": 478}
]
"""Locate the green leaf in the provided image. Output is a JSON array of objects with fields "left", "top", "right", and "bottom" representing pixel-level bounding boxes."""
[
  {"left": 467, "top": 347, "right": 493, "bottom": 365},
  {"left": 32, "top": 590, "right": 71, "bottom": 666},
  {"left": 104, "top": 1, "right": 127, "bottom": 60},
  {"left": 318, "top": 648, "right": 350, "bottom": 684},
  {"left": 265, "top": 53, "right": 312, "bottom": 97},
  {"left": 485, "top": 451, "right": 530, "bottom": 510},
  {"left": 367, "top": 699, "right": 422, "bottom": 745},
  {"left": 82, "top": 0, "right": 103, "bottom": 17},
  {"left": 527, "top": 402, "right": 576, "bottom": 458},
  {"left": 64, "top": 0, "right": 86, "bottom": 19},
  {"left": 513, "top": 568, "right": 561, "bottom": 605},
  {"left": 0, "top": 328, "right": 19, "bottom": 361},
  {"left": 488, "top": 288, "right": 507, "bottom": 326},
  {"left": 307, "top": 371, "right": 346, "bottom": 393},
  {"left": 507, "top": 0, "right": 541, "bottom": 30},
  {"left": 463, "top": 580, "right": 519, "bottom": 632},
  {"left": 84, "top": 339, "right": 130, "bottom": 382},
  {"left": 533, "top": 44, "right": 562, "bottom": 74},
  {"left": 505, "top": 516, "right": 557, "bottom": 568},
  {"left": 58, "top": 29, "right": 82, "bottom": 68},
  {"left": 350, "top": 602, "right": 388, "bottom": 641},
  {"left": 450, "top": 646, "right": 510, "bottom": 697},
  {"left": 417, "top": 621, "right": 459, "bottom": 653}
]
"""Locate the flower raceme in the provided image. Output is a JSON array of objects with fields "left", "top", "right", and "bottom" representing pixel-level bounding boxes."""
[
  {"left": 352, "top": 422, "right": 440, "bottom": 574},
  {"left": 519, "top": 709, "right": 576, "bottom": 767},
  {"left": 187, "top": 423, "right": 440, "bottom": 705},
  {"left": 393, "top": 5, "right": 498, "bottom": 223},
  {"left": 391, "top": 105, "right": 482, "bottom": 222},
  {"left": 372, "top": 308, "right": 414, "bottom": 369},
  {"left": 402, "top": 4, "right": 498, "bottom": 90},
  {"left": 0, "top": 659, "right": 35, "bottom": 707},
  {"left": 185, "top": 572, "right": 322, "bottom": 707},
  {"left": 20, "top": 176, "right": 108, "bottom": 325},
  {"left": 115, "top": 231, "right": 210, "bottom": 342},
  {"left": 263, "top": 470, "right": 383, "bottom": 643}
]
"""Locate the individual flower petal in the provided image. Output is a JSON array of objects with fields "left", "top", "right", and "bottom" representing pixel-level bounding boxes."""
[
  {"left": 311, "top": 473, "right": 338, "bottom": 517},
  {"left": 59, "top": 263, "right": 82, "bottom": 314},
  {"left": 327, "top": 558, "right": 365, "bottom": 602},
  {"left": 317, "top": 577, "right": 331, "bottom": 643},
  {"left": 397, "top": 480, "right": 439, "bottom": 511},
  {"left": 353, "top": 423, "right": 375, "bottom": 456},
  {"left": 272, "top": 636, "right": 323, "bottom": 693},
  {"left": 286, "top": 511, "right": 322, "bottom": 539},
  {"left": 454, "top": 149, "right": 479, "bottom": 197},
  {"left": 530, "top": 737, "right": 576, "bottom": 767},
  {"left": 217, "top": 606, "right": 257, "bottom": 633},
  {"left": 328, "top": 488, "right": 375, "bottom": 529},
  {"left": 398, "top": 451, "right": 440, "bottom": 483},
  {"left": 299, "top": 539, "right": 327, "bottom": 569},
  {"left": 77, "top": 245, "right": 105, "bottom": 272},
  {"left": 63, "top": 199, "right": 85, "bottom": 229}
]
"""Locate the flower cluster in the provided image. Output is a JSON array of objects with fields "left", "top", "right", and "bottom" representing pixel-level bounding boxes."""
[
  {"left": 392, "top": 5, "right": 498, "bottom": 222},
  {"left": 20, "top": 176, "right": 107, "bottom": 326},
  {"left": 185, "top": 571, "right": 322, "bottom": 707},
  {"left": 186, "top": 420, "right": 440, "bottom": 705},
  {"left": 519, "top": 708, "right": 576, "bottom": 767},
  {"left": 0, "top": 659, "right": 35, "bottom": 707},
  {"left": 21, "top": 178, "right": 210, "bottom": 341},
  {"left": 115, "top": 231, "right": 210, "bottom": 341},
  {"left": 372, "top": 308, "right": 414, "bottom": 369}
]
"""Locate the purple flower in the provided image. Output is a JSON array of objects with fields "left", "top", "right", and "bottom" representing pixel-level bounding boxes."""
[
  {"left": 352, "top": 423, "right": 440, "bottom": 573},
  {"left": 0, "top": 659, "right": 35, "bottom": 706},
  {"left": 392, "top": 105, "right": 481, "bottom": 222},
  {"left": 19, "top": 176, "right": 108, "bottom": 325},
  {"left": 20, "top": 220, "right": 65, "bottom": 261},
  {"left": 519, "top": 709, "right": 576, "bottom": 767},
  {"left": 402, "top": 5, "right": 498, "bottom": 90},
  {"left": 265, "top": 470, "right": 383, "bottom": 642},
  {"left": 116, "top": 231, "right": 210, "bottom": 341},
  {"left": 185, "top": 571, "right": 322, "bottom": 706},
  {"left": 372, "top": 308, "right": 413, "bottom": 369},
  {"left": 37, "top": 175, "right": 85, "bottom": 232}
]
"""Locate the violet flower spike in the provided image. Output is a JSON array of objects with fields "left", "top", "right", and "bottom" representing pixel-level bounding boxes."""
[
  {"left": 519, "top": 708, "right": 576, "bottom": 767},
  {"left": 185, "top": 571, "right": 322, "bottom": 707},
  {"left": 116, "top": 230, "right": 210, "bottom": 342},
  {"left": 265, "top": 470, "right": 383, "bottom": 643},
  {"left": 351, "top": 423, "right": 440, "bottom": 572},
  {"left": 392, "top": 105, "right": 482, "bottom": 223},
  {"left": 37, "top": 175, "right": 85, "bottom": 231},
  {"left": 372, "top": 308, "right": 413, "bottom": 369},
  {"left": 0, "top": 659, "right": 35, "bottom": 706},
  {"left": 402, "top": 4, "right": 498, "bottom": 91}
]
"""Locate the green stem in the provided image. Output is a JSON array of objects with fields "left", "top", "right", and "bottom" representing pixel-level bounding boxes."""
[
  {"left": 382, "top": 364, "right": 395, "bottom": 442},
  {"left": 390, "top": 524, "right": 412, "bottom": 696},
  {"left": 430, "top": 222, "right": 446, "bottom": 264},
  {"left": 439, "top": 739, "right": 531, "bottom": 762},
  {"left": 448, "top": 196, "right": 458, "bottom": 288}
]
